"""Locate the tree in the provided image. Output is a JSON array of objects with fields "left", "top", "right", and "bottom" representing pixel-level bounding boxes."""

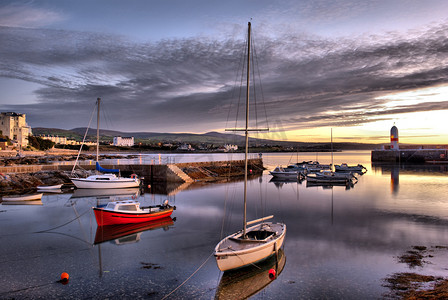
[{"left": 28, "top": 135, "right": 55, "bottom": 151}]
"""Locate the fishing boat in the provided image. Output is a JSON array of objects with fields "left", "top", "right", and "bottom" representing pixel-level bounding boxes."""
[
  {"left": 214, "top": 22, "right": 286, "bottom": 272},
  {"left": 93, "top": 199, "right": 175, "bottom": 226},
  {"left": 70, "top": 98, "right": 140, "bottom": 189},
  {"left": 2, "top": 193, "right": 43, "bottom": 202}
]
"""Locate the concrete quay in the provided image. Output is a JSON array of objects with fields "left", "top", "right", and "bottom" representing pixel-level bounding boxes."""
[
  {"left": 371, "top": 149, "right": 448, "bottom": 163},
  {"left": 0, "top": 158, "right": 264, "bottom": 183}
]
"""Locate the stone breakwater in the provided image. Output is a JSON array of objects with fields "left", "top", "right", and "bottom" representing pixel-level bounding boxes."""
[{"left": 0, "top": 155, "right": 264, "bottom": 195}]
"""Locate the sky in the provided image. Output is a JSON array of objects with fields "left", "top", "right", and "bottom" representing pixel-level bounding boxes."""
[{"left": 1, "top": 0, "right": 448, "bottom": 144}]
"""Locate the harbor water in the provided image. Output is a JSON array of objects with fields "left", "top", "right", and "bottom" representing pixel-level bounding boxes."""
[{"left": 1, "top": 151, "right": 448, "bottom": 299}]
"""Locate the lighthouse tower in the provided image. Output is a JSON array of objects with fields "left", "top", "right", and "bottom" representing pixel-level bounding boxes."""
[{"left": 390, "top": 125, "right": 399, "bottom": 150}]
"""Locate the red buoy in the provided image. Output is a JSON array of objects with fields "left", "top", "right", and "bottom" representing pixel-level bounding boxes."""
[
  {"left": 60, "top": 272, "right": 69, "bottom": 283},
  {"left": 268, "top": 268, "right": 276, "bottom": 280}
]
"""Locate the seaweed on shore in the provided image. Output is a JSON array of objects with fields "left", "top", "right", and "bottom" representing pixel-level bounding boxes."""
[
  {"left": 397, "top": 246, "right": 429, "bottom": 268},
  {"left": 383, "top": 272, "right": 447, "bottom": 299}
]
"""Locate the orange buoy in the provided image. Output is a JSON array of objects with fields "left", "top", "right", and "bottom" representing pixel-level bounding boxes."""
[
  {"left": 60, "top": 272, "right": 69, "bottom": 283},
  {"left": 268, "top": 268, "right": 276, "bottom": 280}
]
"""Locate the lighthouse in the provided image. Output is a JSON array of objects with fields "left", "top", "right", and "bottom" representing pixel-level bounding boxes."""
[{"left": 390, "top": 125, "right": 399, "bottom": 150}]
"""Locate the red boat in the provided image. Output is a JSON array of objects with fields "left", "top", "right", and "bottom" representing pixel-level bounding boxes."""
[{"left": 93, "top": 200, "right": 175, "bottom": 226}]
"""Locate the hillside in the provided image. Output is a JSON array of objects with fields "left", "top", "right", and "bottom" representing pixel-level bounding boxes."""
[{"left": 32, "top": 127, "right": 379, "bottom": 150}]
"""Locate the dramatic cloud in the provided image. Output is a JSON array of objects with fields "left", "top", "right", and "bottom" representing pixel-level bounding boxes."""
[{"left": 1, "top": 20, "right": 448, "bottom": 133}]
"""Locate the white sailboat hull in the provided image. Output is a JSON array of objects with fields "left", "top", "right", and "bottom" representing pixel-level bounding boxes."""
[
  {"left": 71, "top": 175, "right": 140, "bottom": 189},
  {"left": 214, "top": 222, "right": 286, "bottom": 272}
]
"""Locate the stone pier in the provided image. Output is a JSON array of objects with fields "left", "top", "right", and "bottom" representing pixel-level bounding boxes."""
[{"left": 0, "top": 158, "right": 264, "bottom": 183}]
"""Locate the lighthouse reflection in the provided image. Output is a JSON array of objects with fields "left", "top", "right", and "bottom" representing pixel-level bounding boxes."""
[{"left": 391, "top": 165, "right": 399, "bottom": 195}]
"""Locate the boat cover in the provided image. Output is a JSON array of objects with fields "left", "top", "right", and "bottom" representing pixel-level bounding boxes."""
[{"left": 96, "top": 162, "right": 120, "bottom": 173}]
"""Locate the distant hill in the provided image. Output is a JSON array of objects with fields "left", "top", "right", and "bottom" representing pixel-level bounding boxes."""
[{"left": 32, "top": 127, "right": 379, "bottom": 150}]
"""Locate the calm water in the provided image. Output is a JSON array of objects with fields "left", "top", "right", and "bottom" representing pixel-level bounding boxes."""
[{"left": 2, "top": 151, "right": 448, "bottom": 299}]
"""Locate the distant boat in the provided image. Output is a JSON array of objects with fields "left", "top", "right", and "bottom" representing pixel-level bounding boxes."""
[
  {"left": 2, "top": 193, "right": 43, "bottom": 202},
  {"left": 93, "top": 200, "right": 175, "bottom": 226},
  {"left": 269, "top": 166, "right": 301, "bottom": 179},
  {"left": 306, "top": 170, "right": 355, "bottom": 184},
  {"left": 70, "top": 98, "right": 141, "bottom": 189},
  {"left": 214, "top": 22, "right": 286, "bottom": 272},
  {"left": 335, "top": 163, "right": 367, "bottom": 173}
]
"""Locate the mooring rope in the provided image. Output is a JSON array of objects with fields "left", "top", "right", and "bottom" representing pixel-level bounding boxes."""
[
  {"left": 33, "top": 209, "right": 90, "bottom": 233},
  {"left": 161, "top": 252, "right": 214, "bottom": 300}
]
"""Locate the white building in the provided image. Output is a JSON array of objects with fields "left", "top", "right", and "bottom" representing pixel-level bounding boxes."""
[
  {"left": 113, "top": 136, "right": 134, "bottom": 147},
  {"left": 0, "top": 112, "right": 32, "bottom": 148},
  {"left": 224, "top": 144, "right": 238, "bottom": 152},
  {"left": 40, "top": 135, "right": 68, "bottom": 145}
]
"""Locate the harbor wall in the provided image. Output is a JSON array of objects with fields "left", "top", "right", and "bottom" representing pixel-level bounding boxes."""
[
  {"left": 371, "top": 149, "right": 448, "bottom": 163},
  {"left": 0, "top": 158, "right": 264, "bottom": 183}
]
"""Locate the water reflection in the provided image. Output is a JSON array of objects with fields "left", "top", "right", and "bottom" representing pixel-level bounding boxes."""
[
  {"left": 94, "top": 217, "right": 175, "bottom": 245},
  {"left": 1, "top": 199, "right": 43, "bottom": 205},
  {"left": 215, "top": 249, "right": 286, "bottom": 300}
]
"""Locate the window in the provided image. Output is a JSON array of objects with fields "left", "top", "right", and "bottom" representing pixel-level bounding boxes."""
[{"left": 118, "top": 205, "right": 137, "bottom": 211}]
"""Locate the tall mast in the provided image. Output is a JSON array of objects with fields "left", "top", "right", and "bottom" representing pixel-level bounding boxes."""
[
  {"left": 243, "top": 22, "right": 251, "bottom": 238},
  {"left": 96, "top": 97, "right": 100, "bottom": 163}
]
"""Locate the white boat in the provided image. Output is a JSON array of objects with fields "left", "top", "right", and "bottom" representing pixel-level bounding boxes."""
[
  {"left": 304, "top": 161, "right": 331, "bottom": 173},
  {"left": 215, "top": 248, "right": 286, "bottom": 299},
  {"left": 37, "top": 184, "right": 63, "bottom": 190},
  {"left": 335, "top": 163, "right": 367, "bottom": 173},
  {"left": 214, "top": 22, "right": 286, "bottom": 272},
  {"left": 306, "top": 170, "right": 354, "bottom": 184},
  {"left": 70, "top": 98, "right": 141, "bottom": 189},
  {"left": 2, "top": 193, "right": 43, "bottom": 202},
  {"left": 71, "top": 173, "right": 140, "bottom": 189},
  {"left": 269, "top": 166, "right": 300, "bottom": 179}
]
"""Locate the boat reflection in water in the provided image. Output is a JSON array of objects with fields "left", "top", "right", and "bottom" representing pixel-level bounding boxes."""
[
  {"left": 269, "top": 177, "right": 304, "bottom": 189},
  {"left": 306, "top": 180, "right": 355, "bottom": 190},
  {"left": 94, "top": 216, "right": 175, "bottom": 245},
  {"left": 1, "top": 199, "right": 43, "bottom": 206},
  {"left": 215, "top": 248, "right": 286, "bottom": 300}
]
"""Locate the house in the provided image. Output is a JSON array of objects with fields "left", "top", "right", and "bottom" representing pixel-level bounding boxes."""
[
  {"left": 113, "top": 136, "right": 134, "bottom": 147},
  {"left": 0, "top": 138, "right": 8, "bottom": 150},
  {"left": 0, "top": 112, "right": 32, "bottom": 148}
]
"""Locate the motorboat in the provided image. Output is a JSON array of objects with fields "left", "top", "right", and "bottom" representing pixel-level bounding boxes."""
[
  {"left": 335, "top": 163, "right": 367, "bottom": 173},
  {"left": 269, "top": 166, "right": 301, "bottom": 179},
  {"left": 93, "top": 199, "right": 175, "bottom": 226},
  {"left": 306, "top": 170, "right": 355, "bottom": 184}
]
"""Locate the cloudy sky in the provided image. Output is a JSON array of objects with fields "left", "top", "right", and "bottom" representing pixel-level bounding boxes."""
[{"left": 1, "top": 0, "right": 448, "bottom": 144}]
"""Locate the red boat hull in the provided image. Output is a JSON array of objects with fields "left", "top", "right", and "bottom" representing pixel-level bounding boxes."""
[{"left": 93, "top": 207, "right": 174, "bottom": 226}]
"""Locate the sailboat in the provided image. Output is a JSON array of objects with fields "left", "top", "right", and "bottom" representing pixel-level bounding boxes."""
[
  {"left": 214, "top": 22, "right": 286, "bottom": 272},
  {"left": 70, "top": 98, "right": 141, "bottom": 189}
]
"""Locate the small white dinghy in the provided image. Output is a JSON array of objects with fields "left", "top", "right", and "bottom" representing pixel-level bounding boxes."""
[
  {"left": 37, "top": 184, "right": 63, "bottom": 190},
  {"left": 2, "top": 193, "right": 43, "bottom": 202}
]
